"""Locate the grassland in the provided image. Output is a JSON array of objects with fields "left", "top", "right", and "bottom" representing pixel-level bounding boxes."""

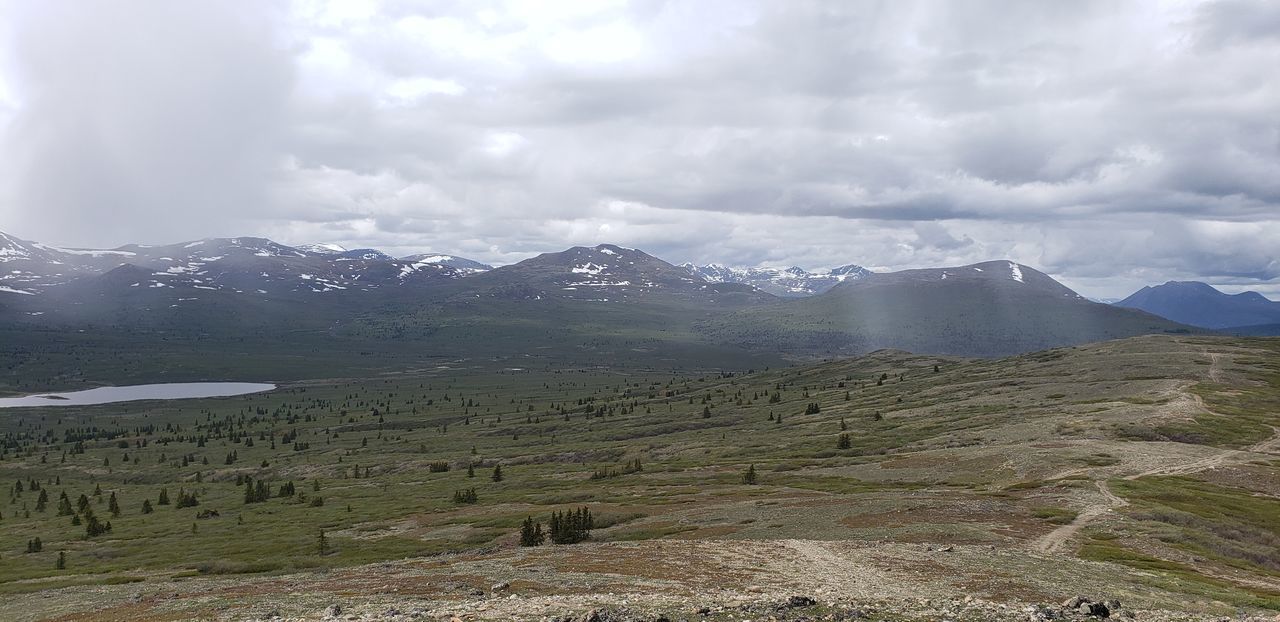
[{"left": 0, "top": 335, "right": 1277, "bottom": 620}]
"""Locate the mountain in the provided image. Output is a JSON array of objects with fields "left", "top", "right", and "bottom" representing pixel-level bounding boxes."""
[
  {"left": 296, "top": 242, "right": 347, "bottom": 255},
  {"left": 400, "top": 253, "right": 492, "bottom": 273},
  {"left": 683, "top": 262, "right": 872, "bottom": 297},
  {"left": 436, "top": 244, "right": 767, "bottom": 304},
  {"left": 0, "top": 232, "right": 497, "bottom": 302},
  {"left": 698, "top": 260, "right": 1199, "bottom": 357},
  {"left": 1115, "top": 281, "right": 1280, "bottom": 330},
  {"left": 2, "top": 231, "right": 1205, "bottom": 365}
]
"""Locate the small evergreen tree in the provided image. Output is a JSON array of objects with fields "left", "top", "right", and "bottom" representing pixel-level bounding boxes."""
[
  {"left": 837, "top": 433, "right": 852, "bottom": 449},
  {"left": 491, "top": 464, "right": 504, "bottom": 482},
  {"left": 519, "top": 516, "right": 545, "bottom": 546},
  {"left": 56, "top": 551, "right": 66, "bottom": 570},
  {"left": 742, "top": 464, "right": 758, "bottom": 485}
]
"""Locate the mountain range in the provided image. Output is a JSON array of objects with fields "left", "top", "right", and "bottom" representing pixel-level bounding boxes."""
[
  {"left": 1115, "top": 280, "right": 1280, "bottom": 333},
  {"left": 682, "top": 263, "right": 872, "bottom": 297},
  {"left": 0, "top": 230, "right": 1200, "bottom": 371}
]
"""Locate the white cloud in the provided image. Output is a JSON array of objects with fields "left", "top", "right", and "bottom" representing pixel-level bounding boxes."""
[{"left": 0, "top": 0, "right": 1276, "bottom": 300}]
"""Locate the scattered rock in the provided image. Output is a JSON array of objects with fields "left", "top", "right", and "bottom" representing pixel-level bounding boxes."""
[
  {"left": 785, "top": 595, "right": 817, "bottom": 608},
  {"left": 323, "top": 604, "right": 342, "bottom": 617},
  {"left": 491, "top": 581, "right": 511, "bottom": 594}
]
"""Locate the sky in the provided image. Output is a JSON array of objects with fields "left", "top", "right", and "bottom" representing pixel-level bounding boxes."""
[{"left": 0, "top": 0, "right": 1277, "bottom": 299}]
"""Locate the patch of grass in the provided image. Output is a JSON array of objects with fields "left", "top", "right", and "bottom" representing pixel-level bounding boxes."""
[
  {"left": 1031, "top": 507, "right": 1078, "bottom": 525},
  {"left": 1081, "top": 540, "right": 1280, "bottom": 610}
]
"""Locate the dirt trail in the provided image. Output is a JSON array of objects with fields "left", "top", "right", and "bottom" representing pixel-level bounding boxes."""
[
  {"left": 1035, "top": 349, "right": 1280, "bottom": 555},
  {"left": 1206, "top": 350, "right": 1225, "bottom": 384},
  {"left": 1034, "top": 481, "right": 1126, "bottom": 554},
  {"left": 1248, "top": 426, "right": 1280, "bottom": 455}
]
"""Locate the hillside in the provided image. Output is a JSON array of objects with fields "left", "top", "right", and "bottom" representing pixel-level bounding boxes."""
[
  {"left": 0, "top": 335, "right": 1276, "bottom": 620},
  {"left": 1117, "top": 281, "right": 1280, "bottom": 330},
  {"left": 700, "top": 260, "right": 1200, "bottom": 357}
]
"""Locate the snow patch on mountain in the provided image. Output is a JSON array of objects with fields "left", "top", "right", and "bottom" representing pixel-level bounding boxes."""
[
  {"left": 298, "top": 243, "right": 348, "bottom": 255},
  {"left": 683, "top": 262, "right": 872, "bottom": 297}
]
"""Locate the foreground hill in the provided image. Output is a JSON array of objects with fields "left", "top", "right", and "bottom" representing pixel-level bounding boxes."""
[
  {"left": 700, "top": 260, "right": 1200, "bottom": 357},
  {"left": 0, "top": 335, "right": 1276, "bottom": 620},
  {"left": 1117, "top": 280, "right": 1280, "bottom": 331}
]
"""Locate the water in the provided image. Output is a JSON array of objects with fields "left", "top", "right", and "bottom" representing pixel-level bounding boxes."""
[{"left": 0, "top": 382, "right": 275, "bottom": 408}]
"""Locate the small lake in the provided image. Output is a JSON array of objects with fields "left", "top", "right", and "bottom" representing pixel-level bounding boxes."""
[{"left": 0, "top": 382, "right": 275, "bottom": 408}]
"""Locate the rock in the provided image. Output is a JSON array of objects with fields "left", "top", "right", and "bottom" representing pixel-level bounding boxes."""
[
  {"left": 939, "top": 544, "right": 954, "bottom": 552},
  {"left": 1087, "top": 602, "right": 1110, "bottom": 618},
  {"left": 323, "top": 604, "right": 342, "bottom": 617},
  {"left": 1103, "top": 599, "right": 1121, "bottom": 611},
  {"left": 785, "top": 595, "right": 817, "bottom": 608},
  {"left": 491, "top": 581, "right": 511, "bottom": 593},
  {"left": 1062, "top": 596, "right": 1088, "bottom": 610}
]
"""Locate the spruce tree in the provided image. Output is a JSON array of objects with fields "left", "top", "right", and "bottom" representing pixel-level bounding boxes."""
[
  {"left": 742, "top": 464, "right": 758, "bottom": 485},
  {"left": 519, "top": 516, "right": 545, "bottom": 546},
  {"left": 491, "top": 464, "right": 504, "bottom": 482}
]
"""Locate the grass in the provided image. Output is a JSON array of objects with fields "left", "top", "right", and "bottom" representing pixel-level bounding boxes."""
[
  {"left": 0, "top": 334, "right": 1276, "bottom": 614},
  {"left": 1081, "top": 540, "right": 1280, "bottom": 610}
]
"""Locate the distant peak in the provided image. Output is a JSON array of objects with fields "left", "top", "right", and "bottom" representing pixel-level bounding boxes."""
[{"left": 298, "top": 242, "right": 348, "bottom": 255}]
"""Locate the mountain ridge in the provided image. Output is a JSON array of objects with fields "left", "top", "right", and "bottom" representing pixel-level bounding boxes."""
[
  {"left": 682, "top": 262, "right": 872, "bottom": 297},
  {"left": 1116, "top": 280, "right": 1280, "bottom": 330}
]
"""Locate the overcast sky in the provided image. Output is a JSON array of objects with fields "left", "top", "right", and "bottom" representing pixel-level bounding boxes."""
[{"left": 1, "top": 0, "right": 1277, "bottom": 298}]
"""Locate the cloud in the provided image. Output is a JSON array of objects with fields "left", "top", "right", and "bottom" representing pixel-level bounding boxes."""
[
  {"left": 0, "top": 0, "right": 1276, "bottom": 299},
  {"left": 0, "top": 0, "right": 294, "bottom": 246}
]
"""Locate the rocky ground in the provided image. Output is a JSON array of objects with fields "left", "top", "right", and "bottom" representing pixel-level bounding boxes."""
[{"left": 12, "top": 539, "right": 1279, "bottom": 622}]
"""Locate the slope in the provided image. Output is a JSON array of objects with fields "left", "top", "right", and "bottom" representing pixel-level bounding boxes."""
[{"left": 699, "top": 260, "right": 1200, "bottom": 357}]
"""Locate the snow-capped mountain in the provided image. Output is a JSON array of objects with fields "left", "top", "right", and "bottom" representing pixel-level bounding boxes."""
[
  {"left": 682, "top": 262, "right": 872, "bottom": 297},
  {"left": 0, "top": 231, "right": 492, "bottom": 298},
  {"left": 452, "top": 244, "right": 766, "bottom": 304},
  {"left": 400, "top": 253, "right": 492, "bottom": 273},
  {"left": 296, "top": 242, "right": 347, "bottom": 255}
]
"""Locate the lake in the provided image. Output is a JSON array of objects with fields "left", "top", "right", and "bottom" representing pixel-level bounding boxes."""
[{"left": 0, "top": 382, "right": 276, "bottom": 408}]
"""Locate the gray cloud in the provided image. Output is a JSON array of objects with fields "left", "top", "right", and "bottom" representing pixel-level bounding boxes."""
[
  {"left": 1, "top": 0, "right": 293, "bottom": 245},
  {"left": 0, "top": 0, "right": 1276, "bottom": 298}
]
